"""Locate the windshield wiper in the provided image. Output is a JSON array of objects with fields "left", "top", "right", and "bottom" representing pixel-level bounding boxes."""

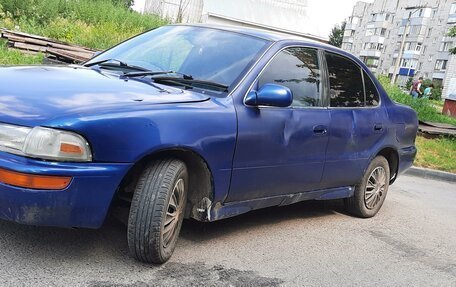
[
  {"left": 151, "top": 76, "right": 228, "bottom": 92},
  {"left": 122, "top": 70, "right": 193, "bottom": 79},
  {"left": 84, "top": 58, "right": 149, "bottom": 72},
  {"left": 117, "top": 70, "right": 228, "bottom": 92}
]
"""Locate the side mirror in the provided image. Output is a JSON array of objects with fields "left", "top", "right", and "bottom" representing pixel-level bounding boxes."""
[{"left": 245, "top": 83, "right": 293, "bottom": 108}]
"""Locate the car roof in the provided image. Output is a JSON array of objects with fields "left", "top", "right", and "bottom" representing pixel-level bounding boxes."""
[{"left": 172, "top": 24, "right": 337, "bottom": 50}]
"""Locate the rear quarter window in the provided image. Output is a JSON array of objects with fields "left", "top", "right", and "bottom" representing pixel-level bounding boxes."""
[{"left": 363, "top": 70, "right": 380, "bottom": 106}]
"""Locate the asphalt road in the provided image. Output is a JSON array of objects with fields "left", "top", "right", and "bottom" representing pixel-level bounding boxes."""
[{"left": 0, "top": 174, "right": 455, "bottom": 287}]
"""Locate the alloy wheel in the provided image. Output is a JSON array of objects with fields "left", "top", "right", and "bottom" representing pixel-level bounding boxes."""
[
  {"left": 162, "top": 178, "right": 185, "bottom": 248},
  {"left": 364, "top": 166, "right": 387, "bottom": 209}
]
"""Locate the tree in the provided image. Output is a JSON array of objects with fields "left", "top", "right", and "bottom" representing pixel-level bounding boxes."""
[
  {"left": 175, "top": 0, "right": 192, "bottom": 23},
  {"left": 449, "top": 26, "right": 456, "bottom": 55},
  {"left": 328, "top": 21, "right": 346, "bottom": 48}
]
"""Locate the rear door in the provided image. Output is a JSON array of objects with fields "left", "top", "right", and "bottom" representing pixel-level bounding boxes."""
[{"left": 321, "top": 51, "right": 387, "bottom": 188}]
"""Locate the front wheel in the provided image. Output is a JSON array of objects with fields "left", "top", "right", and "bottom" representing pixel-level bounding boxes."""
[
  {"left": 344, "top": 156, "right": 390, "bottom": 218},
  {"left": 127, "top": 159, "right": 188, "bottom": 264}
]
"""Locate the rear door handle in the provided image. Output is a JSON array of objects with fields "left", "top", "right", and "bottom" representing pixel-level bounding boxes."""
[
  {"left": 374, "top": 124, "right": 383, "bottom": 131},
  {"left": 313, "top": 125, "right": 327, "bottom": 135}
]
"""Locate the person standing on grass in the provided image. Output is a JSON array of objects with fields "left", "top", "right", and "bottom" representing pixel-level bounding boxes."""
[
  {"left": 423, "top": 83, "right": 433, "bottom": 99},
  {"left": 410, "top": 77, "right": 423, "bottom": 99}
]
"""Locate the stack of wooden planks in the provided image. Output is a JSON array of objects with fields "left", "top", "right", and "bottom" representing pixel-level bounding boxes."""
[
  {"left": 0, "top": 28, "right": 99, "bottom": 63},
  {"left": 418, "top": 120, "right": 456, "bottom": 137}
]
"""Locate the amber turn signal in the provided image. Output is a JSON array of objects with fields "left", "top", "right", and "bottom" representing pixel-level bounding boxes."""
[
  {"left": 0, "top": 168, "right": 72, "bottom": 190},
  {"left": 60, "top": 143, "right": 84, "bottom": 154}
]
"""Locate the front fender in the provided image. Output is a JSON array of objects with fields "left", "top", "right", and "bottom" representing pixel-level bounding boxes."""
[{"left": 45, "top": 96, "right": 238, "bottom": 204}]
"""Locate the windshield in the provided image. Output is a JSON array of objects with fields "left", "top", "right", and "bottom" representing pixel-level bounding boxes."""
[{"left": 86, "top": 25, "right": 270, "bottom": 89}]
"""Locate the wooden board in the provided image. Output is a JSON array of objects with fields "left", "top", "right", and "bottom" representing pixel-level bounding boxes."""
[
  {"left": 1, "top": 29, "right": 96, "bottom": 51},
  {"left": 419, "top": 120, "right": 456, "bottom": 137},
  {"left": 2, "top": 33, "right": 94, "bottom": 53},
  {"left": 418, "top": 125, "right": 456, "bottom": 137},
  {"left": 419, "top": 120, "right": 456, "bottom": 130},
  {"left": 13, "top": 42, "right": 47, "bottom": 52},
  {"left": 47, "top": 48, "right": 93, "bottom": 62},
  {"left": 1, "top": 28, "right": 99, "bottom": 63}
]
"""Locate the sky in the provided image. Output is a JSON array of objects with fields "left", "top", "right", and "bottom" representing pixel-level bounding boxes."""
[
  {"left": 132, "top": 0, "right": 373, "bottom": 38},
  {"left": 307, "top": 0, "right": 373, "bottom": 37}
]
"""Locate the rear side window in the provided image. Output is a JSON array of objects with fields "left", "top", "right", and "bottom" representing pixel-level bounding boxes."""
[
  {"left": 258, "top": 47, "right": 321, "bottom": 107},
  {"left": 326, "top": 52, "right": 364, "bottom": 107},
  {"left": 363, "top": 70, "right": 380, "bottom": 106}
]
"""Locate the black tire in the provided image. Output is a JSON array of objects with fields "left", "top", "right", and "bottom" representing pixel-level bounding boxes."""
[
  {"left": 127, "top": 159, "right": 188, "bottom": 264},
  {"left": 344, "top": 156, "right": 390, "bottom": 218}
]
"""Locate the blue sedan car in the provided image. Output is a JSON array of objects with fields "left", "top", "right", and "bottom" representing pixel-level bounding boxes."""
[{"left": 0, "top": 25, "right": 417, "bottom": 263}]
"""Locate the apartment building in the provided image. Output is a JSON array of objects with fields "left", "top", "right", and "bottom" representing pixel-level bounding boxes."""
[{"left": 342, "top": 0, "right": 455, "bottom": 88}]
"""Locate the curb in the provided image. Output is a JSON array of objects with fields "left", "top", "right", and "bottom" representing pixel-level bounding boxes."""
[{"left": 405, "top": 166, "right": 456, "bottom": 183}]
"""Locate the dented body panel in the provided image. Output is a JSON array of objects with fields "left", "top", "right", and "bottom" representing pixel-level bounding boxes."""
[{"left": 0, "top": 25, "right": 418, "bottom": 228}]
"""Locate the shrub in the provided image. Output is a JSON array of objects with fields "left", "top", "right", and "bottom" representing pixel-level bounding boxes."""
[
  {"left": 405, "top": 77, "right": 413, "bottom": 91},
  {"left": 421, "top": 79, "right": 442, "bottom": 101},
  {"left": 0, "top": 0, "right": 167, "bottom": 50}
]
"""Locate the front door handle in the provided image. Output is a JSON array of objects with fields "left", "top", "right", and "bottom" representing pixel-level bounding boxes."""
[
  {"left": 313, "top": 125, "right": 327, "bottom": 135},
  {"left": 374, "top": 124, "right": 383, "bottom": 131}
]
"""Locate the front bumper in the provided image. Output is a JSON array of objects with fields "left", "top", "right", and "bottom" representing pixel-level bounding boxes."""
[{"left": 0, "top": 151, "right": 132, "bottom": 228}]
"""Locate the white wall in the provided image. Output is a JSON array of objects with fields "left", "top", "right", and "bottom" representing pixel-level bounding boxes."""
[
  {"left": 201, "top": 0, "right": 313, "bottom": 35},
  {"left": 142, "top": 0, "right": 335, "bottom": 39},
  {"left": 443, "top": 55, "right": 456, "bottom": 99}
]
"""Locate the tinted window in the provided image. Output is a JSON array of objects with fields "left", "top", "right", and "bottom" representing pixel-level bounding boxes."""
[
  {"left": 258, "top": 47, "right": 321, "bottom": 107},
  {"left": 363, "top": 71, "right": 380, "bottom": 106},
  {"left": 326, "top": 52, "right": 364, "bottom": 107}
]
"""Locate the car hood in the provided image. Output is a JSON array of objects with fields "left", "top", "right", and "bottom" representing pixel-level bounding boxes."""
[{"left": 0, "top": 65, "right": 210, "bottom": 127}]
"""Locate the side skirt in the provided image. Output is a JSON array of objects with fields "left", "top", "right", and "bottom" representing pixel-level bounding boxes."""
[{"left": 203, "top": 186, "right": 354, "bottom": 222}]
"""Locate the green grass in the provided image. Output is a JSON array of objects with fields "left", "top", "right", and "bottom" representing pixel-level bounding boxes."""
[
  {"left": 0, "top": 41, "right": 43, "bottom": 64},
  {"left": 0, "top": 0, "right": 167, "bottom": 61},
  {"left": 378, "top": 76, "right": 456, "bottom": 126},
  {"left": 415, "top": 136, "right": 456, "bottom": 173},
  {"left": 378, "top": 76, "right": 456, "bottom": 173},
  {"left": 429, "top": 99, "right": 444, "bottom": 109}
]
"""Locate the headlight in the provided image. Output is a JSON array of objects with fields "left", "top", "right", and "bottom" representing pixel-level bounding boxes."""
[
  {"left": 0, "top": 123, "right": 30, "bottom": 155},
  {"left": 0, "top": 124, "right": 92, "bottom": 162}
]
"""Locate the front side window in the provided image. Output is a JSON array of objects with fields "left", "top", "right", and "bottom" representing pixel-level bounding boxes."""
[
  {"left": 258, "top": 47, "right": 321, "bottom": 108},
  {"left": 326, "top": 52, "right": 364, "bottom": 107}
]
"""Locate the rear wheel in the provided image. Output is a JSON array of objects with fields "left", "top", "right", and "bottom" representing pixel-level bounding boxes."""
[
  {"left": 344, "top": 156, "right": 390, "bottom": 218},
  {"left": 127, "top": 159, "right": 188, "bottom": 264}
]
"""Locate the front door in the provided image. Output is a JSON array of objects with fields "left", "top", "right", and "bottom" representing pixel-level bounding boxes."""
[{"left": 227, "top": 47, "right": 330, "bottom": 202}]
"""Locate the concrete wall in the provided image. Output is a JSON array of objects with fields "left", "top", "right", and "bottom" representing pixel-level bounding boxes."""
[
  {"left": 201, "top": 0, "right": 311, "bottom": 34},
  {"left": 142, "top": 0, "right": 322, "bottom": 38}
]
